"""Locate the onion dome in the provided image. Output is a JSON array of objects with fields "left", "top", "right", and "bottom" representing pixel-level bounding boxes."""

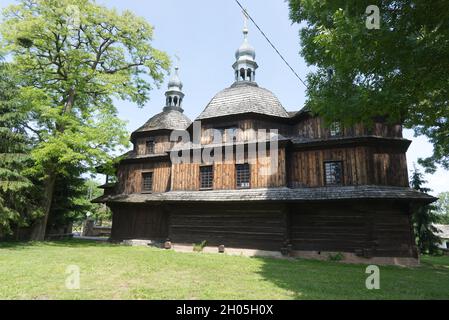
[{"left": 132, "top": 66, "right": 191, "bottom": 139}]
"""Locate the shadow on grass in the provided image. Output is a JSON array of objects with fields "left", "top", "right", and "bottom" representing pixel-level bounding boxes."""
[
  {"left": 253, "top": 256, "right": 372, "bottom": 300},
  {"left": 255, "top": 254, "right": 449, "bottom": 300},
  {"left": 252, "top": 257, "right": 309, "bottom": 299},
  {"left": 420, "top": 255, "right": 449, "bottom": 270}
]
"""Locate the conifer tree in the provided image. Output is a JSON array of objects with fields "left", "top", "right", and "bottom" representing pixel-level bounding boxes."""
[
  {"left": 0, "top": 60, "right": 42, "bottom": 237},
  {"left": 410, "top": 167, "right": 440, "bottom": 254}
]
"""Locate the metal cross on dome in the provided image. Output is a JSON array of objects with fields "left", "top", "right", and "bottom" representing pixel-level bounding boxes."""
[
  {"left": 174, "top": 54, "right": 181, "bottom": 70},
  {"left": 242, "top": 8, "right": 249, "bottom": 28}
]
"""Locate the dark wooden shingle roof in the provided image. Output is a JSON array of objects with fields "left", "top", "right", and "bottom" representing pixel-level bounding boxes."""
[
  {"left": 197, "top": 82, "right": 289, "bottom": 120},
  {"left": 134, "top": 109, "right": 191, "bottom": 133},
  {"left": 93, "top": 185, "right": 436, "bottom": 204}
]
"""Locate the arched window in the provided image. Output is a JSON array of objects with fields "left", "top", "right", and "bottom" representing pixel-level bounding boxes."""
[
  {"left": 240, "top": 68, "right": 245, "bottom": 81},
  {"left": 179, "top": 98, "right": 182, "bottom": 106},
  {"left": 174, "top": 96, "right": 178, "bottom": 106},
  {"left": 247, "top": 68, "right": 252, "bottom": 80},
  {"left": 168, "top": 96, "right": 172, "bottom": 106}
]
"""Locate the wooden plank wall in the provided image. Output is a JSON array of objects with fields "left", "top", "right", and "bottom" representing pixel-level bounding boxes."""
[
  {"left": 116, "top": 115, "right": 408, "bottom": 195},
  {"left": 289, "top": 147, "right": 370, "bottom": 187},
  {"left": 171, "top": 148, "right": 286, "bottom": 191},
  {"left": 289, "top": 146, "right": 408, "bottom": 187},
  {"left": 289, "top": 201, "right": 415, "bottom": 257},
  {"left": 372, "top": 149, "right": 409, "bottom": 187},
  {"left": 108, "top": 201, "right": 416, "bottom": 258},
  {"left": 136, "top": 134, "right": 173, "bottom": 155},
  {"left": 201, "top": 119, "right": 291, "bottom": 145},
  {"left": 294, "top": 116, "right": 403, "bottom": 139},
  {"left": 110, "top": 204, "right": 169, "bottom": 241},
  {"left": 168, "top": 203, "right": 286, "bottom": 251},
  {"left": 117, "top": 161, "right": 171, "bottom": 194}
]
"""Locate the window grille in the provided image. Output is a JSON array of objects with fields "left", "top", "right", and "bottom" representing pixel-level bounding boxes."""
[
  {"left": 324, "top": 161, "right": 343, "bottom": 185},
  {"left": 200, "top": 166, "right": 214, "bottom": 189}
]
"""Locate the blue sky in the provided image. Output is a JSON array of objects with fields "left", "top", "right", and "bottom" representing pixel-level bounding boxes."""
[{"left": 1, "top": 0, "right": 447, "bottom": 195}]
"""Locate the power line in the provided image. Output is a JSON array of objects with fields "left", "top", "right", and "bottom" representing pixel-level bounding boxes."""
[{"left": 234, "top": 0, "right": 308, "bottom": 88}]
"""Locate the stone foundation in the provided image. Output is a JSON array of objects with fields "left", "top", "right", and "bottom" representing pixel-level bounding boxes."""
[{"left": 121, "top": 239, "right": 419, "bottom": 267}]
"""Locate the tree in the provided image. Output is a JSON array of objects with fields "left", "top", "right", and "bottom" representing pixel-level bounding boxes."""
[
  {"left": 0, "top": 58, "right": 43, "bottom": 237},
  {"left": 46, "top": 172, "right": 107, "bottom": 233},
  {"left": 84, "top": 179, "right": 112, "bottom": 224},
  {"left": 409, "top": 167, "right": 440, "bottom": 254},
  {"left": 288, "top": 0, "right": 449, "bottom": 172},
  {"left": 1, "top": 0, "right": 170, "bottom": 240},
  {"left": 434, "top": 192, "right": 449, "bottom": 224}
]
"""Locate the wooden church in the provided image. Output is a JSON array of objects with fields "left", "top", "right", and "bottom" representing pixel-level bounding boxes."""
[{"left": 94, "top": 23, "right": 436, "bottom": 265}]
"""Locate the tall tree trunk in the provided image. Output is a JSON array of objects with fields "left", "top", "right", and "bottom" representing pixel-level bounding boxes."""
[
  {"left": 29, "top": 170, "right": 57, "bottom": 241},
  {"left": 29, "top": 88, "right": 76, "bottom": 241}
]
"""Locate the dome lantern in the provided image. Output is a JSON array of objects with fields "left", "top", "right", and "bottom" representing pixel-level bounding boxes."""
[
  {"left": 232, "top": 11, "right": 258, "bottom": 83},
  {"left": 164, "top": 66, "right": 185, "bottom": 112}
]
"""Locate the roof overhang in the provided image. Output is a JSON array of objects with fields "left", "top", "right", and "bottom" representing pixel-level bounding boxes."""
[
  {"left": 130, "top": 128, "right": 174, "bottom": 141},
  {"left": 290, "top": 136, "right": 412, "bottom": 152},
  {"left": 94, "top": 186, "right": 437, "bottom": 205}
]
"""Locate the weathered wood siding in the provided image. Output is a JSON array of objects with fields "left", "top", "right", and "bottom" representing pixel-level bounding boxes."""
[
  {"left": 200, "top": 118, "right": 290, "bottom": 145},
  {"left": 288, "top": 146, "right": 408, "bottom": 187},
  {"left": 372, "top": 147, "right": 409, "bottom": 186},
  {"left": 110, "top": 204, "right": 169, "bottom": 241},
  {"left": 108, "top": 201, "right": 416, "bottom": 258},
  {"left": 135, "top": 134, "right": 173, "bottom": 155},
  {"left": 294, "top": 116, "right": 403, "bottom": 139},
  {"left": 168, "top": 203, "right": 287, "bottom": 251},
  {"left": 289, "top": 147, "right": 370, "bottom": 187},
  {"left": 171, "top": 148, "right": 286, "bottom": 190},
  {"left": 289, "top": 201, "right": 415, "bottom": 257},
  {"left": 117, "top": 161, "right": 171, "bottom": 194}
]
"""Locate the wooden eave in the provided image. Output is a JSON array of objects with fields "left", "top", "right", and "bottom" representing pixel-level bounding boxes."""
[
  {"left": 119, "top": 153, "right": 170, "bottom": 164},
  {"left": 290, "top": 136, "right": 412, "bottom": 152},
  {"left": 130, "top": 128, "right": 173, "bottom": 142},
  {"left": 95, "top": 186, "right": 437, "bottom": 205}
]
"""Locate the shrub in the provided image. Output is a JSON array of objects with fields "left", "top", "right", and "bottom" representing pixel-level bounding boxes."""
[{"left": 193, "top": 240, "right": 207, "bottom": 252}]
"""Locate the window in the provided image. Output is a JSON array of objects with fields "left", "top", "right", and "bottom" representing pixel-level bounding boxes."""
[
  {"left": 227, "top": 127, "right": 238, "bottom": 143},
  {"left": 200, "top": 166, "right": 214, "bottom": 189},
  {"left": 142, "top": 172, "right": 153, "bottom": 192},
  {"left": 324, "top": 161, "right": 343, "bottom": 185},
  {"left": 236, "top": 164, "right": 250, "bottom": 189},
  {"left": 240, "top": 68, "right": 245, "bottom": 80},
  {"left": 215, "top": 126, "right": 238, "bottom": 143},
  {"left": 146, "top": 139, "right": 155, "bottom": 154},
  {"left": 330, "top": 121, "right": 342, "bottom": 137}
]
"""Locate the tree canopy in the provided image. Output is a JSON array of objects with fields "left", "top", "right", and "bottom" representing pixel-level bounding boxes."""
[
  {"left": 1, "top": 0, "right": 170, "bottom": 239},
  {"left": 288, "top": 0, "right": 449, "bottom": 172}
]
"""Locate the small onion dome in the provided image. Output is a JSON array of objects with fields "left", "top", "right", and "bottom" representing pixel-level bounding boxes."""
[
  {"left": 235, "top": 28, "right": 255, "bottom": 60},
  {"left": 168, "top": 66, "right": 183, "bottom": 90}
]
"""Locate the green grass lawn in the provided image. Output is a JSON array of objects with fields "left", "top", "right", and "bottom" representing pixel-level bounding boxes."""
[{"left": 0, "top": 239, "right": 448, "bottom": 299}]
